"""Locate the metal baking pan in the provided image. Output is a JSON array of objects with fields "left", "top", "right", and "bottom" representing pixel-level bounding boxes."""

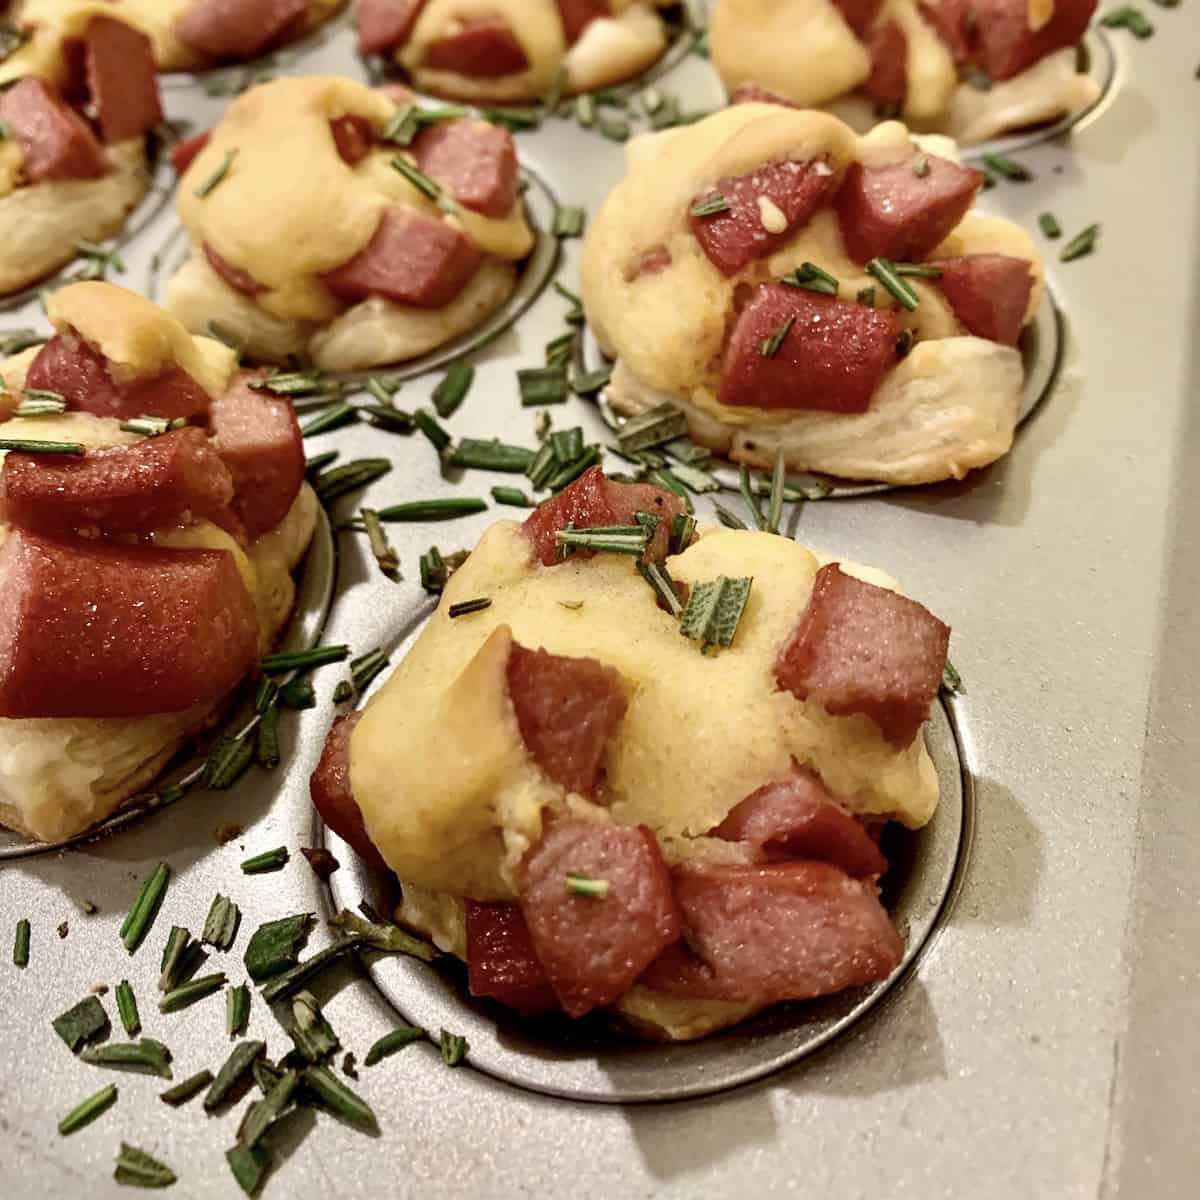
[{"left": 1, "top": 2, "right": 1196, "bottom": 1195}]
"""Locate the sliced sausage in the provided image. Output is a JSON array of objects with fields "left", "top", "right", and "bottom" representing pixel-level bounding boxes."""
[
  {"left": 410, "top": 119, "right": 520, "bottom": 218},
  {"left": 638, "top": 861, "right": 903, "bottom": 1004},
  {"left": 309, "top": 711, "right": 389, "bottom": 869},
  {"left": 358, "top": 0, "right": 427, "bottom": 55},
  {"left": 322, "top": 207, "right": 482, "bottom": 309},
  {"left": 204, "top": 244, "right": 268, "bottom": 298},
  {"left": 0, "top": 428, "right": 238, "bottom": 541},
  {"left": 0, "top": 78, "right": 108, "bottom": 183},
  {"left": 931, "top": 254, "right": 1033, "bottom": 345},
  {"left": 862, "top": 21, "right": 907, "bottom": 109},
  {"left": 209, "top": 371, "right": 305, "bottom": 540},
  {"left": 713, "top": 765, "right": 888, "bottom": 877},
  {"left": 506, "top": 641, "right": 627, "bottom": 797},
  {"left": 172, "top": 129, "right": 211, "bottom": 173},
  {"left": 689, "top": 158, "right": 840, "bottom": 277},
  {"left": 175, "top": 0, "right": 308, "bottom": 61},
  {"left": 729, "top": 82, "right": 799, "bottom": 108},
  {"left": 834, "top": 153, "right": 983, "bottom": 265},
  {"left": 0, "top": 530, "right": 258, "bottom": 719},
  {"left": 831, "top": 0, "right": 884, "bottom": 37},
  {"left": 84, "top": 16, "right": 163, "bottom": 144},
  {"left": 330, "top": 114, "right": 376, "bottom": 166},
  {"left": 423, "top": 17, "right": 531, "bottom": 78},
  {"left": 465, "top": 901, "right": 559, "bottom": 1015},
  {"left": 971, "top": 0, "right": 1097, "bottom": 80},
  {"left": 25, "top": 333, "right": 213, "bottom": 423},
  {"left": 775, "top": 563, "right": 950, "bottom": 748},
  {"left": 556, "top": 0, "right": 609, "bottom": 44},
  {"left": 719, "top": 283, "right": 902, "bottom": 413},
  {"left": 521, "top": 465, "right": 685, "bottom": 567},
  {"left": 918, "top": 0, "right": 973, "bottom": 63},
  {"left": 518, "top": 815, "right": 681, "bottom": 1017}
]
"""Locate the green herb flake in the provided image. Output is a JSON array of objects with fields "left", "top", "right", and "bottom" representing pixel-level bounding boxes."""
[
  {"left": 571, "top": 366, "right": 611, "bottom": 396},
  {"left": 1060, "top": 223, "right": 1100, "bottom": 262},
  {"left": 205, "top": 1040, "right": 266, "bottom": 1112},
  {"left": 227, "top": 984, "right": 251, "bottom": 1038},
  {"left": 243, "top": 914, "right": 315, "bottom": 982},
  {"left": 160, "top": 1070, "right": 213, "bottom": 1107},
  {"left": 12, "top": 917, "right": 30, "bottom": 967},
  {"left": 981, "top": 152, "right": 1033, "bottom": 182},
  {"left": 0, "top": 438, "right": 85, "bottom": 456},
  {"left": 866, "top": 258, "right": 920, "bottom": 311},
  {"left": 114, "top": 1142, "right": 177, "bottom": 1189},
  {"left": 942, "top": 658, "right": 964, "bottom": 694},
  {"left": 1038, "top": 211, "right": 1062, "bottom": 239},
  {"left": 432, "top": 360, "right": 475, "bottom": 418},
  {"left": 448, "top": 597, "right": 493, "bottom": 618},
  {"left": 328, "top": 909, "right": 438, "bottom": 961},
  {"left": 226, "top": 1142, "right": 273, "bottom": 1197},
  {"left": 53, "top": 995, "right": 112, "bottom": 1052},
  {"left": 289, "top": 990, "right": 340, "bottom": 1063},
  {"left": 491, "top": 485, "right": 534, "bottom": 507},
  {"left": 449, "top": 439, "right": 535, "bottom": 473},
  {"left": 314, "top": 458, "right": 392, "bottom": 504},
  {"left": 59, "top": 1083, "right": 118, "bottom": 1136},
  {"left": 375, "top": 496, "right": 488, "bottom": 521},
  {"left": 1100, "top": 4, "right": 1154, "bottom": 35},
  {"left": 439, "top": 1029, "right": 469, "bottom": 1068},
  {"left": 115, "top": 981, "right": 141, "bottom": 1037},
  {"left": 259, "top": 937, "right": 363, "bottom": 1004},
  {"left": 364, "top": 1025, "right": 425, "bottom": 1067},
  {"left": 202, "top": 894, "right": 242, "bottom": 952},
  {"left": 159, "top": 972, "right": 226, "bottom": 1014},
  {"left": 518, "top": 366, "right": 569, "bottom": 407},
  {"left": 302, "top": 1064, "right": 379, "bottom": 1132},
  {"left": 203, "top": 733, "right": 255, "bottom": 791},
  {"left": 759, "top": 316, "right": 795, "bottom": 359},
  {"left": 553, "top": 205, "right": 586, "bottom": 238},
  {"left": 679, "top": 576, "right": 755, "bottom": 654},
  {"left": 241, "top": 847, "right": 289, "bottom": 875},
  {"left": 299, "top": 400, "right": 357, "bottom": 438},
  {"left": 237, "top": 1071, "right": 299, "bottom": 1150},
  {"left": 120, "top": 863, "right": 170, "bottom": 954},
  {"left": 195, "top": 147, "right": 238, "bottom": 198},
  {"left": 765, "top": 447, "right": 788, "bottom": 536},
  {"left": 81, "top": 1039, "right": 173, "bottom": 1079},
  {"left": 255, "top": 705, "right": 281, "bottom": 770},
  {"left": 565, "top": 872, "right": 611, "bottom": 898},
  {"left": 690, "top": 194, "right": 730, "bottom": 218},
  {"left": 617, "top": 403, "right": 689, "bottom": 453},
  {"left": 261, "top": 644, "right": 350, "bottom": 674}
]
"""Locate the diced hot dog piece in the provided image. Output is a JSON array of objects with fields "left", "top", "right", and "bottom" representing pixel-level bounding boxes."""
[
  {"left": 0, "top": 78, "right": 108, "bottom": 183},
  {"left": 835, "top": 154, "right": 984, "bottom": 265},
  {"left": 713, "top": 766, "right": 888, "bottom": 877},
  {"left": 358, "top": 0, "right": 427, "bottom": 55},
  {"left": 175, "top": 0, "right": 308, "bottom": 61},
  {"left": 0, "top": 530, "right": 258, "bottom": 719},
  {"left": 639, "top": 861, "right": 903, "bottom": 1003},
  {"left": 0, "top": 428, "right": 238, "bottom": 540},
  {"left": 518, "top": 816, "right": 680, "bottom": 1017},
  {"left": 330, "top": 114, "right": 375, "bottom": 165},
  {"left": 776, "top": 563, "right": 950, "bottom": 748},
  {"left": 465, "top": 901, "right": 559, "bottom": 1015},
  {"left": 84, "top": 16, "right": 163, "bottom": 144},
  {"left": 918, "top": 0, "right": 973, "bottom": 63},
  {"left": 521, "top": 466, "right": 684, "bottom": 567},
  {"left": 309, "top": 711, "right": 389, "bottom": 869},
  {"left": 557, "top": 0, "right": 609, "bottom": 44},
  {"left": 506, "top": 641, "right": 627, "bottom": 796},
  {"left": 862, "top": 21, "right": 907, "bottom": 109},
  {"left": 172, "top": 129, "right": 211, "bottom": 173},
  {"left": 209, "top": 371, "right": 305, "bottom": 540},
  {"left": 322, "top": 208, "right": 482, "bottom": 309},
  {"left": 423, "top": 17, "right": 531, "bottom": 78},
  {"left": 410, "top": 119, "right": 520, "bottom": 218},
  {"left": 971, "top": 0, "right": 1097, "bottom": 80},
  {"left": 204, "top": 244, "right": 268, "bottom": 298},
  {"left": 931, "top": 254, "right": 1033, "bottom": 345},
  {"left": 719, "top": 284, "right": 901, "bottom": 413},
  {"left": 623, "top": 244, "right": 672, "bottom": 283},
  {"left": 689, "top": 159, "right": 840, "bottom": 277},
  {"left": 831, "top": 0, "right": 884, "bottom": 37},
  {"left": 729, "top": 82, "right": 799, "bottom": 108},
  {"left": 25, "top": 333, "right": 213, "bottom": 422}
]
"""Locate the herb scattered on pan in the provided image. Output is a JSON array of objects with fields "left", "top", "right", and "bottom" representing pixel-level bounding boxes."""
[
  {"left": 13, "top": 917, "right": 30, "bottom": 967},
  {"left": 160, "top": 972, "right": 227, "bottom": 1014},
  {"left": 227, "top": 984, "right": 251, "bottom": 1038},
  {"left": 115, "top": 981, "right": 141, "bottom": 1037},
  {"left": 52, "top": 995, "right": 111, "bottom": 1052},
  {"left": 241, "top": 847, "right": 290, "bottom": 876},
  {"left": 372, "top": 497, "right": 488, "bottom": 522},
  {"left": 0, "top": 328, "right": 46, "bottom": 355},
  {"left": 449, "top": 439, "right": 535, "bottom": 473},
  {"left": 1100, "top": 5, "right": 1154, "bottom": 35},
  {"left": 160, "top": 1071, "right": 214, "bottom": 1108},
  {"left": 617, "top": 403, "right": 689, "bottom": 454},
  {"left": 81, "top": 1039, "right": 174, "bottom": 1079},
  {"left": 981, "top": 152, "right": 1033, "bottom": 182},
  {"left": 432, "top": 360, "right": 475, "bottom": 418},
  {"left": 73, "top": 240, "right": 126, "bottom": 282},
  {"left": 553, "top": 205, "right": 586, "bottom": 238},
  {"left": 364, "top": 1025, "right": 424, "bottom": 1067},
  {"left": 15, "top": 394, "right": 68, "bottom": 417},
  {"left": 518, "top": 366, "right": 569, "bottom": 407},
  {"left": 414, "top": 406, "right": 453, "bottom": 456},
  {"left": 303, "top": 1064, "right": 380, "bottom": 1132},
  {"left": 58, "top": 1083, "right": 118, "bottom": 1137},
  {"left": 313, "top": 458, "right": 392, "bottom": 505},
  {"left": 362, "top": 508, "right": 401, "bottom": 581},
  {"left": 205, "top": 1041, "right": 266, "bottom": 1112},
  {"left": 300, "top": 400, "right": 358, "bottom": 438},
  {"left": 439, "top": 1030, "right": 469, "bottom": 1068},
  {"left": 448, "top": 597, "right": 493, "bottom": 618},
  {"left": 941, "top": 659, "right": 964, "bottom": 694},
  {"left": 289, "top": 991, "right": 340, "bottom": 1063},
  {"left": 120, "top": 864, "right": 170, "bottom": 955},
  {"left": 491, "top": 485, "right": 534, "bottom": 507},
  {"left": 260, "top": 937, "right": 363, "bottom": 1005},
  {"left": 203, "top": 732, "right": 256, "bottom": 791},
  {"left": 114, "top": 1143, "right": 177, "bottom": 1189},
  {"left": 202, "top": 894, "right": 242, "bottom": 952},
  {"left": 243, "top": 914, "right": 315, "bottom": 983},
  {"left": 1060, "top": 223, "right": 1100, "bottom": 262},
  {"left": 160, "top": 928, "right": 204, "bottom": 992},
  {"left": 1038, "top": 212, "right": 1062, "bottom": 239}
]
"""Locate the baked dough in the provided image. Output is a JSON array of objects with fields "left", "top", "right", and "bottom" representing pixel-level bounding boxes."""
[{"left": 581, "top": 107, "right": 1044, "bottom": 484}]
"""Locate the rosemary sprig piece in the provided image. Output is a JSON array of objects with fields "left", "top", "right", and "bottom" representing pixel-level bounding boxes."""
[
  {"left": 780, "top": 261, "right": 839, "bottom": 296},
  {"left": 866, "top": 258, "right": 920, "bottom": 310},
  {"left": 362, "top": 508, "right": 401, "bottom": 580},
  {"left": 202, "top": 895, "right": 241, "bottom": 951},
  {"left": 115, "top": 981, "right": 141, "bottom": 1037},
  {"left": 0, "top": 438, "right": 84, "bottom": 455},
  {"left": 347, "top": 648, "right": 389, "bottom": 697},
  {"left": 690, "top": 194, "right": 730, "bottom": 218},
  {"left": 547, "top": 445, "right": 601, "bottom": 491},
  {"left": 160, "top": 972, "right": 227, "bottom": 1014},
  {"left": 617, "top": 403, "right": 688, "bottom": 453},
  {"left": 53, "top": 996, "right": 111, "bottom": 1052},
  {"left": 114, "top": 1143, "right": 177, "bottom": 1188},
  {"left": 238, "top": 1071, "right": 299, "bottom": 1149},
  {"left": 571, "top": 365, "right": 611, "bottom": 396},
  {"left": 981, "top": 152, "right": 1033, "bottom": 182},
  {"left": 12, "top": 918, "right": 29, "bottom": 967},
  {"left": 203, "top": 733, "right": 255, "bottom": 791},
  {"left": 227, "top": 1143, "right": 272, "bottom": 1196},
  {"left": 440, "top": 1030, "right": 469, "bottom": 1067},
  {"left": 81, "top": 1039, "right": 173, "bottom": 1079},
  {"left": 15, "top": 394, "right": 67, "bottom": 417},
  {"left": 259, "top": 936, "right": 364, "bottom": 1004},
  {"left": 120, "top": 864, "right": 170, "bottom": 954},
  {"left": 553, "top": 205, "right": 586, "bottom": 237},
  {"left": 491, "top": 485, "right": 534, "bottom": 507},
  {"left": 289, "top": 991, "right": 340, "bottom": 1063},
  {"left": 0, "top": 328, "right": 45, "bottom": 355},
  {"left": 205, "top": 1041, "right": 266, "bottom": 1112},
  {"left": 261, "top": 645, "right": 349, "bottom": 673},
  {"left": 432, "top": 360, "right": 474, "bottom": 418},
  {"left": 679, "top": 576, "right": 754, "bottom": 653},
  {"left": 195, "top": 147, "right": 237, "bottom": 197},
  {"left": 227, "top": 984, "right": 251, "bottom": 1038},
  {"left": 328, "top": 910, "right": 437, "bottom": 960},
  {"left": 255, "top": 706, "right": 281, "bottom": 769},
  {"left": 303, "top": 1065, "right": 379, "bottom": 1133},
  {"left": 1060, "top": 223, "right": 1100, "bottom": 262},
  {"left": 1038, "top": 211, "right": 1062, "bottom": 238},
  {"left": 413, "top": 406, "right": 452, "bottom": 455},
  {"left": 250, "top": 369, "right": 339, "bottom": 398},
  {"left": 304, "top": 450, "right": 338, "bottom": 478},
  {"left": 160, "top": 1071, "right": 213, "bottom": 1107},
  {"left": 59, "top": 1083, "right": 118, "bottom": 1135},
  {"left": 714, "top": 503, "right": 749, "bottom": 530},
  {"left": 1100, "top": 4, "right": 1154, "bottom": 35},
  {"left": 364, "top": 1025, "right": 425, "bottom": 1066},
  {"left": 448, "top": 597, "right": 493, "bottom": 618},
  {"left": 241, "top": 847, "right": 289, "bottom": 875},
  {"left": 449, "top": 439, "right": 535, "bottom": 473},
  {"left": 375, "top": 497, "right": 488, "bottom": 521},
  {"left": 555, "top": 526, "right": 648, "bottom": 556},
  {"left": 243, "top": 914, "right": 314, "bottom": 983},
  {"left": 314, "top": 458, "right": 392, "bottom": 504},
  {"left": 299, "top": 400, "right": 357, "bottom": 438},
  {"left": 942, "top": 658, "right": 964, "bottom": 694},
  {"left": 518, "top": 365, "right": 569, "bottom": 408}
]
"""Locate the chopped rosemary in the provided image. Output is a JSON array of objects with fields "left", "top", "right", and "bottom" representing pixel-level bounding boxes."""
[
  {"left": 766, "top": 448, "right": 788, "bottom": 535},
  {"left": 259, "top": 936, "right": 364, "bottom": 1004},
  {"left": 669, "top": 513, "right": 697, "bottom": 555},
  {"left": 120, "top": 864, "right": 170, "bottom": 954},
  {"left": 119, "top": 415, "right": 188, "bottom": 437},
  {"left": 250, "top": 369, "right": 338, "bottom": 397},
  {"left": 0, "top": 328, "right": 45, "bottom": 355},
  {"left": 365, "top": 1025, "right": 424, "bottom": 1066},
  {"left": 518, "top": 366, "right": 569, "bottom": 406},
  {"left": 227, "top": 1143, "right": 273, "bottom": 1196},
  {"left": 759, "top": 316, "right": 795, "bottom": 359},
  {"left": 390, "top": 155, "right": 456, "bottom": 212},
  {"left": 304, "top": 450, "right": 338, "bottom": 478},
  {"left": 449, "top": 439, "right": 535, "bottom": 473},
  {"left": 856, "top": 285, "right": 877, "bottom": 306},
  {"left": 53, "top": 996, "right": 112, "bottom": 1052},
  {"left": 556, "top": 526, "right": 648, "bottom": 556},
  {"left": 299, "top": 400, "right": 357, "bottom": 437},
  {"left": 942, "top": 658, "right": 964, "bottom": 694},
  {"left": 261, "top": 645, "right": 350, "bottom": 673},
  {"left": 241, "top": 847, "right": 289, "bottom": 875},
  {"left": 227, "top": 984, "right": 251, "bottom": 1038},
  {"left": 893, "top": 262, "right": 943, "bottom": 278},
  {"left": 114, "top": 1143, "right": 177, "bottom": 1189},
  {"left": 15, "top": 394, "right": 67, "bottom": 417},
  {"left": 255, "top": 706, "right": 281, "bottom": 769},
  {"left": 981, "top": 152, "right": 1032, "bottom": 182},
  {"left": 278, "top": 677, "right": 316, "bottom": 709},
  {"left": 546, "top": 445, "right": 601, "bottom": 491},
  {"left": 159, "top": 926, "right": 195, "bottom": 994},
  {"left": 440, "top": 1029, "right": 469, "bottom": 1068},
  {"left": 375, "top": 497, "right": 488, "bottom": 521},
  {"left": 637, "top": 561, "right": 683, "bottom": 616},
  {"left": 289, "top": 991, "right": 340, "bottom": 1063},
  {"left": 361, "top": 403, "right": 415, "bottom": 433},
  {"left": 195, "top": 147, "right": 238, "bottom": 197},
  {"left": 73, "top": 239, "right": 126, "bottom": 281},
  {"left": 680, "top": 576, "right": 754, "bottom": 653},
  {"left": 203, "top": 732, "right": 255, "bottom": 791},
  {"left": 482, "top": 104, "right": 541, "bottom": 130},
  {"left": 160, "top": 1070, "right": 213, "bottom": 1107},
  {"left": 714, "top": 503, "right": 749, "bottom": 530},
  {"left": 690, "top": 194, "right": 730, "bottom": 218},
  {"left": 491, "top": 485, "right": 534, "bottom": 507},
  {"left": 1060, "top": 223, "right": 1100, "bottom": 262},
  {"left": 314, "top": 458, "right": 392, "bottom": 503},
  {"left": 565, "top": 871, "right": 610, "bottom": 898},
  {"left": 115, "top": 981, "right": 141, "bottom": 1037},
  {"left": 59, "top": 1083, "right": 118, "bottom": 1136},
  {"left": 0, "top": 438, "right": 84, "bottom": 455},
  {"left": 432, "top": 360, "right": 474, "bottom": 417},
  {"left": 553, "top": 205, "right": 586, "bottom": 237},
  {"left": 414, "top": 406, "right": 452, "bottom": 454},
  {"left": 205, "top": 1041, "right": 266, "bottom": 1111},
  {"left": 160, "top": 972, "right": 227, "bottom": 1014},
  {"left": 202, "top": 894, "right": 241, "bottom": 951},
  {"left": 526, "top": 441, "right": 558, "bottom": 489},
  {"left": 243, "top": 914, "right": 314, "bottom": 983},
  {"left": 81, "top": 1038, "right": 173, "bottom": 1079},
  {"left": 303, "top": 1064, "right": 379, "bottom": 1132},
  {"left": 575, "top": 93, "right": 596, "bottom": 126},
  {"left": 448, "top": 597, "right": 493, "bottom": 618},
  {"left": 618, "top": 403, "right": 688, "bottom": 453},
  {"left": 780, "top": 261, "right": 839, "bottom": 296},
  {"left": 866, "top": 258, "right": 920, "bottom": 310},
  {"left": 349, "top": 647, "right": 390, "bottom": 697},
  {"left": 1038, "top": 211, "right": 1062, "bottom": 239},
  {"left": 237, "top": 1071, "right": 299, "bottom": 1150},
  {"left": 12, "top": 918, "right": 29, "bottom": 967},
  {"left": 362, "top": 508, "right": 401, "bottom": 580},
  {"left": 545, "top": 330, "right": 576, "bottom": 368},
  {"left": 1100, "top": 4, "right": 1154, "bottom": 35},
  {"left": 571, "top": 366, "right": 611, "bottom": 396}
]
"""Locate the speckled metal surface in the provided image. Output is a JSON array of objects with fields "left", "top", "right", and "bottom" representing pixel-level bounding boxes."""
[{"left": 0, "top": 2, "right": 1196, "bottom": 1196}]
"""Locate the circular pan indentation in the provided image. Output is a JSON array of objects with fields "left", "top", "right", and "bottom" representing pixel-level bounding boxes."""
[
  {"left": 322, "top": 698, "right": 972, "bottom": 1104},
  {"left": 0, "top": 508, "right": 338, "bottom": 862},
  {"left": 146, "top": 166, "right": 561, "bottom": 382},
  {"left": 581, "top": 282, "right": 1064, "bottom": 501}
]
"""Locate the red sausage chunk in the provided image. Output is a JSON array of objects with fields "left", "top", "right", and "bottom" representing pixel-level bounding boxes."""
[
  {"left": 518, "top": 816, "right": 681, "bottom": 1017},
  {"left": 729, "top": 82, "right": 799, "bottom": 108},
  {"left": 358, "top": 0, "right": 427, "bottom": 55},
  {"left": 971, "top": 0, "right": 1097, "bottom": 80},
  {"left": 309, "top": 711, "right": 389, "bottom": 869},
  {"left": 918, "top": 0, "right": 973, "bottom": 63},
  {"left": 410, "top": 119, "right": 520, "bottom": 218},
  {"left": 205, "top": 244, "right": 268, "bottom": 298},
  {"left": 719, "top": 284, "right": 902, "bottom": 413},
  {"left": 931, "top": 253, "right": 1033, "bottom": 346},
  {"left": 465, "top": 901, "right": 559, "bottom": 1014},
  {"left": 423, "top": 18, "right": 531, "bottom": 77},
  {"left": 0, "top": 78, "right": 108, "bottom": 183},
  {"left": 0, "top": 429, "right": 238, "bottom": 541},
  {"left": 84, "top": 16, "right": 163, "bottom": 144},
  {"left": 689, "top": 159, "right": 840, "bottom": 277},
  {"left": 831, "top": 0, "right": 884, "bottom": 36},
  {"left": 322, "top": 208, "right": 481, "bottom": 308},
  {"left": 713, "top": 766, "right": 888, "bottom": 877},
  {"left": 25, "top": 333, "right": 212, "bottom": 423},
  {"left": 775, "top": 563, "right": 950, "bottom": 748},
  {"left": 862, "top": 21, "right": 908, "bottom": 109},
  {"left": 556, "top": 0, "right": 609, "bottom": 44},
  {"left": 521, "top": 466, "right": 685, "bottom": 567},
  {"left": 834, "top": 154, "right": 983, "bottom": 265},
  {"left": 506, "top": 642, "right": 627, "bottom": 796},
  {"left": 639, "top": 861, "right": 903, "bottom": 1003},
  {"left": 0, "top": 531, "right": 257, "bottom": 719},
  {"left": 172, "top": 129, "right": 211, "bottom": 173},
  {"left": 209, "top": 371, "right": 305, "bottom": 540},
  {"left": 175, "top": 0, "right": 308, "bottom": 61},
  {"left": 330, "top": 114, "right": 376, "bottom": 166}
]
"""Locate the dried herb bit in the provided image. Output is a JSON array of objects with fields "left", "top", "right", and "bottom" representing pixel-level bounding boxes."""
[
  {"left": 120, "top": 415, "right": 188, "bottom": 438},
  {"left": 553, "top": 204, "right": 586, "bottom": 237},
  {"left": 571, "top": 366, "right": 611, "bottom": 396},
  {"left": 1100, "top": 4, "right": 1154, "bottom": 35},
  {"left": 289, "top": 991, "right": 340, "bottom": 1063},
  {"left": 203, "top": 732, "right": 255, "bottom": 791},
  {"left": 565, "top": 872, "right": 611, "bottom": 898},
  {"left": 202, "top": 894, "right": 242, "bottom": 952},
  {"left": 314, "top": 458, "right": 392, "bottom": 504},
  {"left": 114, "top": 1142, "right": 177, "bottom": 1189},
  {"left": 360, "top": 508, "right": 400, "bottom": 582},
  {"left": 759, "top": 315, "right": 795, "bottom": 359},
  {"left": 0, "top": 328, "right": 46, "bottom": 355},
  {"left": 74, "top": 239, "right": 126, "bottom": 281},
  {"left": 299, "top": 399, "right": 357, "bottom": 438},
  {"left": 450, "top": 438, "right": 537, "bottom": 474},
  {"left": 262, "top": 644, "right": 350, "bottom": 674},
  {"left": 243, "top": 914, "right": 315, "bottom": 983},
  {"left": 856, "top": 285, "right": 877, "bottom": 306},
  {"left": 432, "top": 360, "right": 475, "bottom": 418},
  {"left": 680, "top": 576, "right": 754, "bottom": 654},
  {"left": 1037, "top": 211, "right": 1062, "bottom": 239},
  {"left": 81, "top": 1039, "right": 173, "bottom": 1079},
  {"left": 391, "top": 154, "right": 457, "bottom": 213},
  {"left": 0, "top": 437, "right": 85, "bottom": 455},
  {"left": 120, "top": 863, "right": 170, "bottom": 954},
  {"left": 160, "top": 1071, "right": 213, "bottom": 1107},
  {"left": 1060, "top": 222, "right": 1100, "bottom": 262},
  {"left": 780, "top": 261, "right": 839, "bottom": 297},
  {"left": 329, "top": 909, "right": 437, "bottom": 961},
  {"left": 303, "top": 1065, "right": 379, "bottom": 1133},
  {"left": 981, "top": 151, "right": 1033, "bottom": 182},
  {"left": 556, "top": 526, "right": 648, "bottom": 557},
  {"left": 260, "top": 937, "right": 363, "bottom": 1004},
  {"left": 227, "top": 984, "right": 251, "bottom": 1038},
  {"left": 713, "top": 503, "right": 749, "bottom": 531},
  {"left": 195, "top": 147, "right": 238, "bottom": 197},
  {"left": 304, "top": 450, "right": 338, "bottom": 478},
  {"left": 205, "top": 1041, "right": 266, "bottom": 1112},
  {"left": 518, "top": 365, "right": 570, "bottom": 407},
  {"left": 361, "top": 1025, "right": 424, "bottom": 1068},
  {"left": 115, "top": 981, "right": 141, "bottom": 1037},
  {"left": 255, "top": 705, "right": 281, "bottom": 769},
  {"left": 690, "top": 194, "right": 731, "bottom": 218},
  {"left": 59, "top": 1083, "right": 118, "bottom": 1136},
  {"left": 941, "top": 658, "right": 964, "bottom": 694},
  {"left": 227, "top": 1142, "right": 273, "bottom": 1197},
  {"left": 237, "top": 1070, "right": 299, "bottom": 1149},
  {"left": 53, "top": 995, "right": 112, "bottom": 1052},
  {"left": 448, "top": 597, "right": 493, "bottom": 618},
  {"left": 669, "top": 513, "right": 697, "bottom": 556},
  {"left": 491, "top": 485, "right": 534, "bottom": 508},
  {"left": 893, "top": 262, "right": 943, "bottom": 278},
  {"left": 866, "top": 257, "right": 920, "bottom": 311},
  {"left": 241, "top": 847, "right": 289, "bottom": 876},
  {"left": 160, "top": 972, "right": 226, "bottom": 1014},
  {"left": 15, "top": 393, "right": 67, "bottom": 417},
  {"left": 440, "top": 1029, "right": 469, "bottom": 1067},
  {"left": 413, "top": 406, "right": 453, "bottom": 457},
  {"left": 618, "top": 403, "right": 689, "bottom": 453},
  {"left": 13, "top": 917, "right": 30, "bottom": 967}
]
